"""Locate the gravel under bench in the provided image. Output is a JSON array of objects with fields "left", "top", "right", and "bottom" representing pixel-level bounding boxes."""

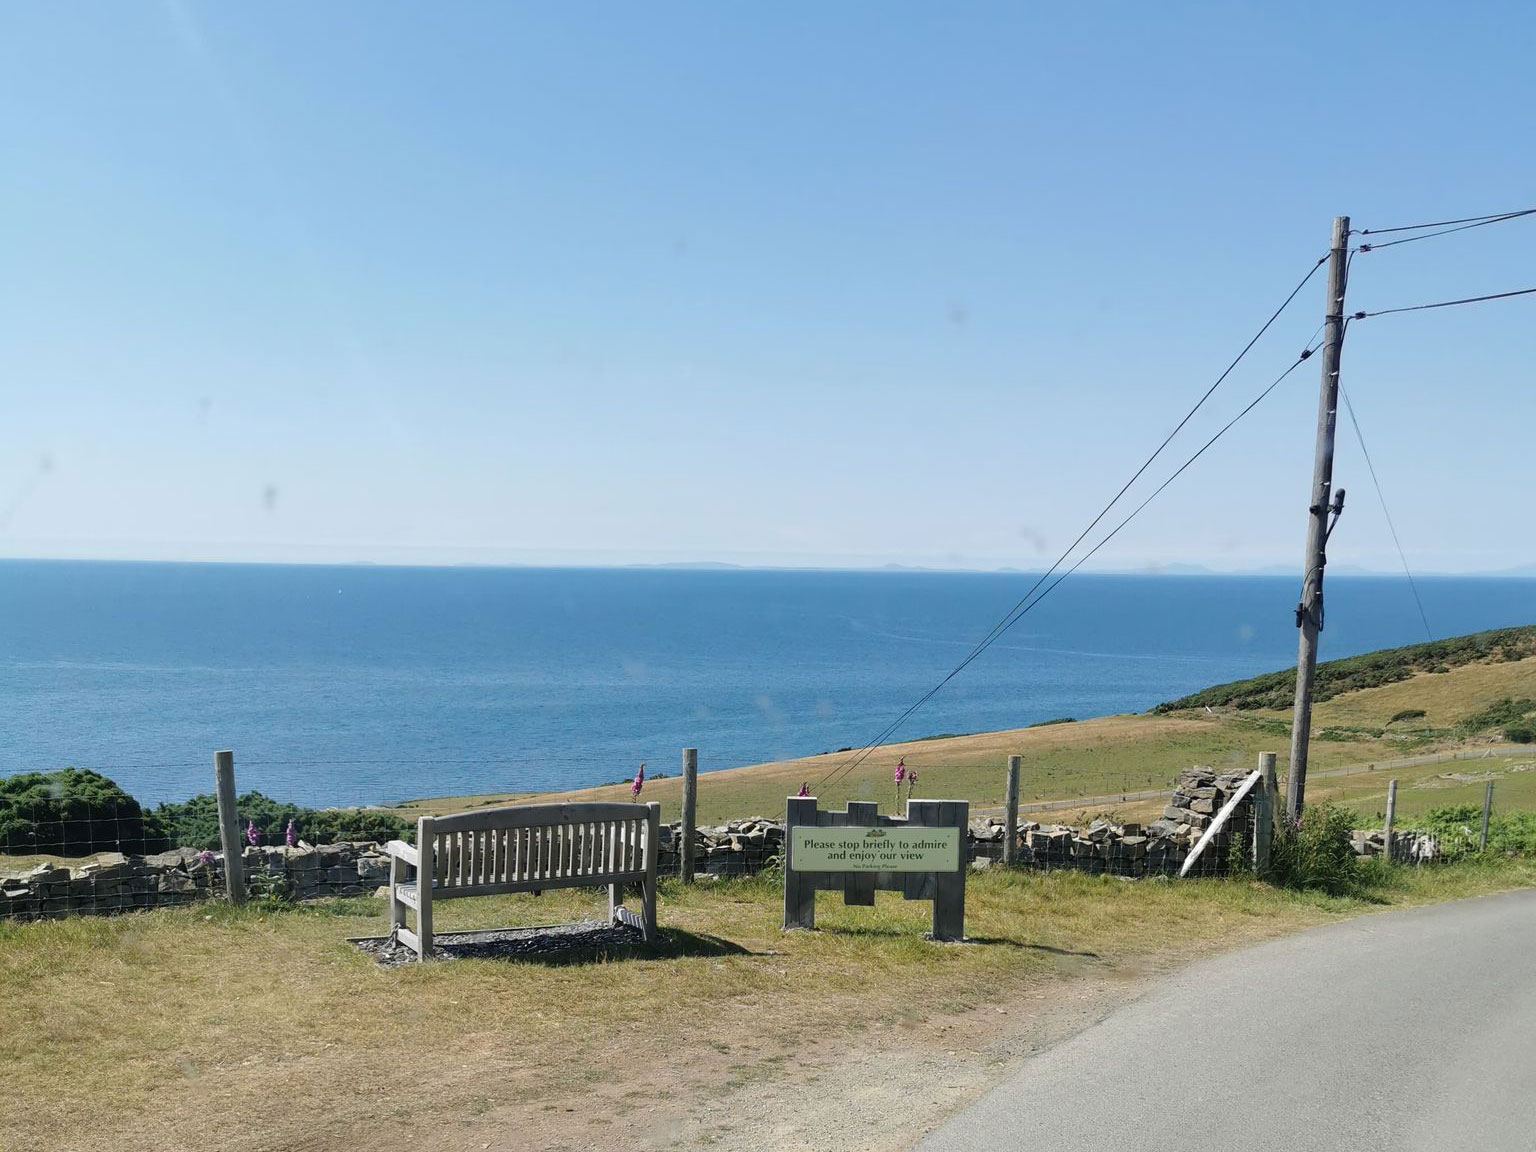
[{"left": 352, "top": 919, "right": 649, "bottom": 967}]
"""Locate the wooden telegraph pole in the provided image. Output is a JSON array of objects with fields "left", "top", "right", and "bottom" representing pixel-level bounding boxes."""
[{"left": 1287, "top": 216, "right": 1351, "bottom": 821}]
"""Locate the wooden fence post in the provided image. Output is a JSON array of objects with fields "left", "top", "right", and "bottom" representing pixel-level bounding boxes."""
[
  {"left": 1480, "top": 779, "right": 1494, "bottom": 852},
  {"left": 680, "top": 747, "right": 698, "bottom": 883},
  {"left": 213, "top": 749, "right": 247, "bottom": 905},
  {"left": 1002, "top": 755, "right": 1021, "bottom": 866},
  {"left": 1254, "top": 752, "right": 1277, "bottom": 876},
  {"left": 1383, "top": 779, "right": 1398, "bottom": 862}
]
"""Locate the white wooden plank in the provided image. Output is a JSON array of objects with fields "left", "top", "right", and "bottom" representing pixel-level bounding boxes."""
[{"left": 1180, "top": 769, "right": 1263, "bottom": 878}]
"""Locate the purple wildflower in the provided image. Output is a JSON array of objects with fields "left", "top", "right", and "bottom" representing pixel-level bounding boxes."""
[
  {"left": 285, "top": 819, "right": 297, "bottom": 847},
  {"left": 631, "top": 762, "right": 645, "bottom": 798},
  {"left": 894, "top": 759, "right": 907, "bottom": 785},
  {"left": 245, "top": 820, "right": 259, "bottom": 847},
  {"left": 797, "top": 782, "right": 811, "bottom": 798},
  {"left": 907, "top": 769, "right": 918, "bottom": 796},
  {"left": 195, "top": 849, "right": 216, "bottom": 867}
]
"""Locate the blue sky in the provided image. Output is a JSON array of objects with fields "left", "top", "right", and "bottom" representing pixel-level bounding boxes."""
[{"left": 2, "top": 2, "right": 1532, "bottom": 572}]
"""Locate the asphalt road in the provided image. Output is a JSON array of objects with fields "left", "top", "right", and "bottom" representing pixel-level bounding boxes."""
[{"left": 917, "top": 889, "right": 1536, "bottom": 1152}]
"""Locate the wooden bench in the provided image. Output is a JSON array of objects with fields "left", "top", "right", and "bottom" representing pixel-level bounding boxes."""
[{"left": 384, "top": 801, "right": 661, "bottom": 961}]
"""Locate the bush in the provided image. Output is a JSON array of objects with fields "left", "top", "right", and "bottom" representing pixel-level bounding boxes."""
[
  {"left": 1503, "top": 724, "right": 1535, "bottom": 744},
  {"left": 1268, "top": 804, "right": 1358, "bottom": 895},
  {"left": 1457, "top": 697, "right": 1536, "bottom": 738},
  {"left": 0, "top": 768, "right": 172, "bottom": 857},
  {"left": 1411, "top": 804, "right": 1536, "bottom": 860},
  {"left": 1389, "top": 709, "right": 1427, "bottom": 723},
  {"left": 153, "top": 792, "right": 413, "bottom": 851}
]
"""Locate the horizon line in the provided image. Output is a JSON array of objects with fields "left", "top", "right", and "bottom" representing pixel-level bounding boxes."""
[{"left": 2, "top": 552, "right": 1534, "bottom": 580}]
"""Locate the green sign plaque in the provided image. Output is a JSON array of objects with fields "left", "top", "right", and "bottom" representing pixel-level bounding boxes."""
[{"left": 790, "top": 825, "right": 961, "bottom": 873}]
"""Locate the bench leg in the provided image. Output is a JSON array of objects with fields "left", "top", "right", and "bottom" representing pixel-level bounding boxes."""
[
  {"left": 641, "top": 875, "right": 657, "bottom": 943},
  {"left": 417, "top": 882, "right": 433, "bottom": 962},
  {"left": 387, "top": 854, "right": 407, "bottom": 933},
  {"left": 608, "top": 882, "right": 622, "bottom": 926}
]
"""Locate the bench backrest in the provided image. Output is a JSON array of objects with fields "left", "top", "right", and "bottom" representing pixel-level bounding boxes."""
[{"left": 418, "top": 802, "right": 657, "bottom": 894}]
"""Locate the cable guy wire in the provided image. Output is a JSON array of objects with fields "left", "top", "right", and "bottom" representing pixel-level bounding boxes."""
[
  {"left": 813, "top": 336, "right": 1326, "bottom": 792},
  {"left": 1338, "top": 384, "right": 1433, "bottom": 643},
  {"left": 802, "top": 255, "right": 1331, "bottom": 790}
]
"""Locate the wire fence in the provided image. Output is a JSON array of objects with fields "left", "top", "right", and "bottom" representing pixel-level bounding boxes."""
[{"left": 6, "top": 748, "right": 1535, "bottom": 922}]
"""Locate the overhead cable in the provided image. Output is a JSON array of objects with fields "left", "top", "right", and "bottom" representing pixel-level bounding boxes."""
[{"left": 1354, "top": 286, "right": 1536, "bottom": 319}]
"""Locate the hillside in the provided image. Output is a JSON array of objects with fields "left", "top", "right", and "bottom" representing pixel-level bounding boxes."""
[
  {"left": 395, "top": 627, "right": 1536, "bottom": 827},
  {"left": 1152, "top": 625, "right": 1536, "bottom": 713}
]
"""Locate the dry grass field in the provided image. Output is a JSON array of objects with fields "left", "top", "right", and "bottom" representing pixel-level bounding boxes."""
[{"left": 393, "top": 657, "right": 1536, "bottom": 829}]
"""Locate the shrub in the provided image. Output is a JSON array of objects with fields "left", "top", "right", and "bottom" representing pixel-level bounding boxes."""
[
  {"left": 1456, "top": 697, "right": 1536, "bottom": 738},
  {"left": 1412, "top": 804, "right": 1536, "bottom": 860},
  {"left": 1506, "top": 724, "right": 1536, "bottom": 744},
  {"left": 1268, "top": 804, "right": 1358, "bottom": 895},
  {"left": 0, "top": 768, "right": 172, "bottom": 857},
  {"left": 153, "top": 792, "right": 413, "bottom": 851},
  {"left": 1389, "top": 708, "right": 1427, "bottom": 723}
]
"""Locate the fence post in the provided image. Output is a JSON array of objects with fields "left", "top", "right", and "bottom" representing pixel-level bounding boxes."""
[
  {"left": 1480, "top": 779, "right": 1494, "bottom": 852},
  {"left": 680, "top": 747, "right": 698, "bottom": 883},
  {"left": 1383, "top": 779, "right": 1398, "bottom": 862},
  {"left": 1002, "top": 755, "right": 1021, "bottom": 866},
  {"left": 213, "top": 749, "right": 247, "bottom": 905},
  {"left": 1254, "top": 752, "right": 1277, "bottom": 876}
]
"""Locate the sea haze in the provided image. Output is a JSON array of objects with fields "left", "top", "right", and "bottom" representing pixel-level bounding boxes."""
[{"left": 2, "top": 560, "right": 1533, "bottom": 807}]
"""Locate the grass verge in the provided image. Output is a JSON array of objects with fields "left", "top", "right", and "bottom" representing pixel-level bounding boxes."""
[{"left": 2, "top": 860, "right": 1533, "bottom": 1151}]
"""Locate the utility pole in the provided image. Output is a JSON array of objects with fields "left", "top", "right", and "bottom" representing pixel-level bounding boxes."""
[{"left": 1287, "top": 216, "right": 1351, "bottom": 821}]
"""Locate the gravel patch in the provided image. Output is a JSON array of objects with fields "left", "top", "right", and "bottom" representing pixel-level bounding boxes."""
[{"left": 353, "top": 920, "right": 648, "bottom": 967}]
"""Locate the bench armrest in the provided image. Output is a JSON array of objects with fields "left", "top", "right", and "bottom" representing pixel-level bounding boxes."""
[{"left": 385, "top": 840, "right": 419, "bottom": 867}]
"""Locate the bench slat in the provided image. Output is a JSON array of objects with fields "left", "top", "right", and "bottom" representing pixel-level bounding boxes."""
[
  {"left": 431, "top": 802, "right": 653, "bottom": 834},
  {"left": 422, "top": 815, "right": 653, "bottom": 891}
]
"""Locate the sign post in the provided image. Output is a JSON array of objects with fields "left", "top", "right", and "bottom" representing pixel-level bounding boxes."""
[{"left": 783, "top": 796, "right": 968, "bottom": 941}]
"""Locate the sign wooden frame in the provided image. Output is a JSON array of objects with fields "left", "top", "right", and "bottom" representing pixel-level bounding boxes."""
[{"left": 782, "top": 796, "right": 968, "bottom": 941}]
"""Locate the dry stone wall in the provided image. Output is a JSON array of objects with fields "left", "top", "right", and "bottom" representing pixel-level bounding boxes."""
[
  {"left": 0, "top": 842, "right": 390, "bottom": 921},
  {"left": 0, "top": 767, "right": 1270, "bottom": 920}
]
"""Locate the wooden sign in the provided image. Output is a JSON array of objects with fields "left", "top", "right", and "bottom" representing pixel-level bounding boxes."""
[
  {"left": 790, "top": 825, "right": 961, "bottom": 872},
  {"left": 783, "top": 796, "right": 967, "bottom": 941}
]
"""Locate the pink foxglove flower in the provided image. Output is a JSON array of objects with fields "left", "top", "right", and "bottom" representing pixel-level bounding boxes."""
[
  {"left": 894, "top": 759, "right": 907, "bottom": 785},
  {"left": 196, "top": 849, "right": 216, "bottom": 867},
  {"left": 285, "top": 819, "right": 297, "bottom": 847},
  {"left": 796, "top": 782, "right": 811, "bottom": 798},
  {"left": 245, "top": 820, "right": 259, "bottom": 847},
  {"left": 631, "top": 763, "right": 645, "bottom": 798}
]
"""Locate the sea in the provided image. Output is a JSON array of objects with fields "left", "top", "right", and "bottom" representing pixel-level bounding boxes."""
[{"left": 2, "top": 559, "right": 1534, "bottom": 808}]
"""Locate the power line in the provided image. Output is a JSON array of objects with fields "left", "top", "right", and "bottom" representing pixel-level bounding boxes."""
[
  {"left": 1354, "top": 286, "right": 1536, "bottom": 319},
  {"left": 804, "top": 255, "right": 1329, "bottom": 791},
  {"left": 1357, "top": 209, "right": 1536, "bottom": 251},
  {"left": 813, "top": 339, "right": 1325, "bottom": 792},
  {"left": 1358, "top": 208, "right": 1536, "bottom": 236},
  {"left": 1338, "top": 384, "right": 1433, "bottom": 643}
]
